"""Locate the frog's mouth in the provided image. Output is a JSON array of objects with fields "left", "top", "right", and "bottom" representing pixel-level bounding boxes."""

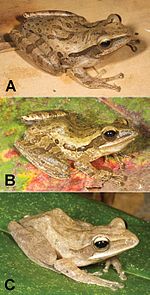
[{"left": 99, "top": 130, "right": 138, "bottom": 155}]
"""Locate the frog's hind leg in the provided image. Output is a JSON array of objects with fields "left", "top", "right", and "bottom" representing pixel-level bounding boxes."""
[
  {"left": 15, "top": 140, "right": 70, "bottom": 178},
  {"left": 8, "top": 221, "right": 57, "bottom": 268},
  {"left": 21, "top": 110, "right": 68, "bottom": 125},
  {"left": 9, "top": 29, "right": 63, "bottom": 75},
  {"left": 23, "top": 10, "right": 86, "bottom": 21},
  {"left": 54, "top": 258, "right": 124, "bottom": 290},
  {"left": 69, "top": 68, "right": 124, "bottom": 92}
]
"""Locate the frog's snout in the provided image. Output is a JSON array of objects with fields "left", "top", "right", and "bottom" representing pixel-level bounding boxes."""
[{"left": 131, "top": 234, "right": 139, "bottom": 247}]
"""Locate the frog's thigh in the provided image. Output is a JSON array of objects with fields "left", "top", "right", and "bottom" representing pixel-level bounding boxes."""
[
  {"left": 15, "top": 141, "right": 70, "bottom": 178},
  {"left": 38, "top": 149, "right": 70, "bottom": 178},
  {"left": 24, "top": 10, "right": 83, "bottom": 18},
  {"left": 54, "top": 258, "right": 124, "bottom": 290},
  {"left": 10, "top": 29, "right": 63, "bottom": 75},
  {"left": 8, "top": 221, "right": 57, "bottom": 267}
]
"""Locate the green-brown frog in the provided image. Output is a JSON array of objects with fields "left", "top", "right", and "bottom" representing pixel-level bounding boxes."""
[
  {"left": 9, "top": 10, "right": 139, "bottom": 91},
  {"left": 15, "top": 110, "right": 138, "bottom": 182},
  {"left": 8, "top": 208, "right": 139, "bottom": 290}
]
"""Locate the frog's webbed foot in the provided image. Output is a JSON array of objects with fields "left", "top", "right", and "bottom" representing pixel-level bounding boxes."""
[
  {"left": 68, "top": 68, "right": 124, "bottom": 92},
  {"left": 9, "top": 29, "right": 63, "bottom": 75},
  {"left": 8, "top": 221, "right": 57, "bottom": 268},
  {"left": 54, "top": 258, "right": 124, "bottom": 290},
  {"left": 15, "top": 140, "right": 70, "bottom": 178},
  {"left": 103, "top": 257, "right": 127, "bottom": 281},
  {"left": 127, "top": 38, "right": 140, "bottom": 52},
  {"left": 111, "top": 173, "right": 127, "bottom": 187},
  {"left": 108, "top": 153, "right": 125, "bottom": 170}
]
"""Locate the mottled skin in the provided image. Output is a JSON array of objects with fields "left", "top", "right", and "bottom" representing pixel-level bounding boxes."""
[
  {"left": 10, "top": 10, "right": 139, "bottom": 91},
  {"left": 15, "top": 110, "right": 138, "bottom": 181},
  {"left": 8, "top": 208, "right": 139, "bottom": 290}
]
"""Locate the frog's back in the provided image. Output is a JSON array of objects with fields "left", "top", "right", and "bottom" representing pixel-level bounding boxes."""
[
  {"left": 19, "top": 208, "right": 95, "bottom": 243},
  {"left": 35, "top": 111, "right": 99, "bottom": 139},
  {"left": 52, "top": 115, "right": 99, "bottom": 139},
  {"left": 20, "top": 14, "right": 104, "bottom": 53}
]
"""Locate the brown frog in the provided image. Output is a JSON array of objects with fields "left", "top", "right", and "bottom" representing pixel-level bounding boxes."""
[
  {"left": 8, "top": 208, "right": 139, "bottom": 290},
  {"left": 10, "top": 10, "right": 139, "bottom": 91},
  {"left": 15, "top": 110, "right": 138, "bottom": 182}
]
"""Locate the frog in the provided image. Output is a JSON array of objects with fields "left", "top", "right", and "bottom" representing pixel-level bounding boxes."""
[
  {"left": 8, "top": 208, "right": 139, "bottom": 290},
  {"left": 9, "top": 10, "right": 139, "bottom": 91},
  {"left": 14, "top": 110, "right": 138, "bottom": 184}
]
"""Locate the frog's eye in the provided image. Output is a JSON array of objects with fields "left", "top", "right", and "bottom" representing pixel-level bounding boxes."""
[
  {"left": 107, "top": 14, "right": 122, "bottom": 23},
  {"left": 93, "top": 237, "right": 110, "bottom": 251},
  {"left": 103, "top": 129, "right": 118, "bottom": 140},
  {"left": 100, "top": 39, "right": 111, "bottom": 48}
]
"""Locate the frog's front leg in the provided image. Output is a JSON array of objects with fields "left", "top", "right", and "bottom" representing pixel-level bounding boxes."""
[
  {"left": 10, "top": 30, "right": 64, "bottom": 75},
  {"left": 103, "top": 256, "right": 127, "bottom": 281},
  {"left": 8, "top": 221, "right": 57, "bottom": 268},
  {"left": 69, "top": 67, "right": 124, "bottom": 92},
  {"left": 74, "top": 155, "right": 112, "bottom": 184},
  {"left": 54, "top": 258, "right": 124, "bottom": 290}
]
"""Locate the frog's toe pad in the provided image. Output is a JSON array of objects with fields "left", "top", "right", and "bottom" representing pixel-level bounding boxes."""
[{"left": 119, "top": 272, "right": 127, "bottom": 281}]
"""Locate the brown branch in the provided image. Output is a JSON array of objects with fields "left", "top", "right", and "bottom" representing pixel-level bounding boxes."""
[{"left": 98, "top": 97, "right": 150, "bottom": 137}]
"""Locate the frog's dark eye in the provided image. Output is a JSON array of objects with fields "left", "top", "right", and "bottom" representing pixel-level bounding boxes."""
[
  {"left": 100, "top": 39, "right": 111, "bottom": 48},
  {"left": 93, "top": 237, "right": 109, "bottom": 251},
  {"left": 103, "top": 130, "right": 118, "bottom": 140}
]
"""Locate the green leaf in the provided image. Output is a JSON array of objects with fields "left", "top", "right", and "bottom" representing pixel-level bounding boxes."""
[{"left": 0, "top": 193, "right": 149, "bottom": 294}]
